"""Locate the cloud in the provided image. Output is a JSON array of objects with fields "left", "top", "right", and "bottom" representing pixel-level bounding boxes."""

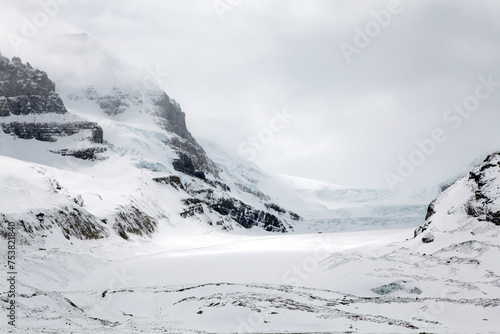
[{"left": 1, "top": 0, "right": 500, "bottom": 189}]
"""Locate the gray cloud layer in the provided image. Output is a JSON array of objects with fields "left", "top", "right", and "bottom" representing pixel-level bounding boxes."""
[{"left": 1, "top": 0, "right": 500, "bottom": 190}]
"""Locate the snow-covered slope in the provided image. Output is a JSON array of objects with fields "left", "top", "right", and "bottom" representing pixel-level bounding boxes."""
[
  {"left": 0, "top": 38, "right": 304, "bottom": 241},
  {"left": 415, "top": 152, "right": 500, "bottom": 241},
  {"left": 0, "top": 34, "right": 434, "bottom": 244},
  {"left": 201, "top": 138, "right": 432, "bottom": 233},
  {"left": 2, "top": 151, "right": 499, "bottom": 332}
]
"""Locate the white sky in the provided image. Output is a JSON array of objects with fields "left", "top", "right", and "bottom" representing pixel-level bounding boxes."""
[{"left": 1, "top": 0, "right": 500, "bottom": 190}]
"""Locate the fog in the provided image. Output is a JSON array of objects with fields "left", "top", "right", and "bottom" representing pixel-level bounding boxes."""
[{"left": 1, "top": 0, "right": 500, "bottom": 190}]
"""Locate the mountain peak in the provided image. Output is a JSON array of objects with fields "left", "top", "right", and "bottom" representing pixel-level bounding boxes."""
[
  {"left": 415, "top": 152, "right": 500, "bottom": 242},
  {"left": 0, "top": 54, "right": 67, "bottom": 116}
]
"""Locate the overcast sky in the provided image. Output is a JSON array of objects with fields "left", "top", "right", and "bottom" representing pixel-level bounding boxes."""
[{"left": 1, "top": 0, "right": 500, "bottom": 190}]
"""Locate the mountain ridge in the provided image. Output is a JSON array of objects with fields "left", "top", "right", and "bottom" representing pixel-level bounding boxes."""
[{"left": 0, "top": 47, "right": 300, "bottom": 242}]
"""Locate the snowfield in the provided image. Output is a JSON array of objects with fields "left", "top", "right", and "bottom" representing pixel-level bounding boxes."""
[{"left": 2, "top": 213, "right": 500, "bottom": 333}]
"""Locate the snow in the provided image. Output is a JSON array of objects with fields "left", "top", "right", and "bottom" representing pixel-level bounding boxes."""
[
  {"left": 2, "top": 38, "right": 500, "bottom": 333},
  {"left": 2, "top": 221, "right": 499, "bottom": 333}
]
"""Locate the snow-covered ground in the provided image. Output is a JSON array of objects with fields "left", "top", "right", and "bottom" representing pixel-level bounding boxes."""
[{"left": 2, "top": 221, "right": 499, "bottom": 333}]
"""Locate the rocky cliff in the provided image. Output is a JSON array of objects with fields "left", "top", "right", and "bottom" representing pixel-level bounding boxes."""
[
  {"left": 68, "top": 83, "right": 217, "bottom": 177},
  {"left": 0, "top": 55, "right": 103, "bottom": 144},
  {"left": 415, "top": 152, "right": 500, "bottom": 242},
  {"left": 0, "top": 56, "right": 66, "bottom": 116},
  {"left": 0, "top": 48, "right": 298, "bottom": 243}
]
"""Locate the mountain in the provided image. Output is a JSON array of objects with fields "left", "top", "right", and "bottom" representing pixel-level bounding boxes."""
[
  {"left": 1, "top": 151, "right": 499, "bottom": 333},
  {"left": 0, "top": 34, "right": 434, "bottom": 244},
  {"left": 415, "top": 152, "right": 500, "bottom": 240},
  {"left": 4, "top": 34, "right": 499, "bottom": 333},
  {"left": 0, "top": 43, "right": 301, "bottom": 242},
  {"left": 0, "top": 54, "right": 103, "bottom": 144}
]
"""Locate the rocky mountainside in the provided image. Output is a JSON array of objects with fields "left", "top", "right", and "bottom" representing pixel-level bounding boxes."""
[
  {"left": 415, "top": 152, "right": 500, "bottom": 242},
  {"left": 0, "top": 56, "right": 66, "bottom": 116},
  {"left": 1, "top": 153, "right": 499, "bottom": 333},
  {"left": 0, "top": 54, "right": 103, "bottom": 144},
  {"left": 0, "top": 34, "right": 434, "bottom": 245},
  {"left": 0, "top": 47, "right": 300, "bottom": 244}
]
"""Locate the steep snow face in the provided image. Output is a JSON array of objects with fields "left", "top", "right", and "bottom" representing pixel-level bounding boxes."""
[
  {"left": 200, "top": 138, "right": 433, "bottom": 233},
  {"left": 0, "top": 43, "right": 299, "bottom": 238},
  {"left": 1, "top": 34, "right": 439, "bottom": 241},
  {"left": 48, "top": 33, "right": 217, "bottom": 178},
  {"left": 415, "top": 152, "right": 500, "bottom": 242}
]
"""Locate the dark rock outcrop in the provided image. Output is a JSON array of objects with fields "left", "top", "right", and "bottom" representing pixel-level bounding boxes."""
[
  {"left": 266, "top": 203, "right": 301, "bottom": 221},
  {"left": 464, "top": 153, "right": 500, "bottom": 226},
  {"left": 421, "top": 233, "right": 434, "bottom": 243},
  {"left": 0, "top": 208, "right": 108, "bottom": 244},
  {"left": 180, "top": 198, "right": 205, "bottom": 218},
  {"left": 0, "top": 55, "right": 103, "bottom": 144},
  {"left": 265, "top": 203, "right": 286, "bottom": 214},
  {"left": 50, "top": 147, "right": 107, "bottom": 160},
  {"left": 2, "top": 121, "right": 103, "bottom": 143},
  {"left": 113, "top": 206, "right": 157, "bottom": 240},
  {"left": 174, "top": 186, "right": 289, "bottom": 232},
  {"left": 425, "top": 199, "right": 436, "bottom": 221},
  {"left": 153, "top": 175, "right": 185, "bottom": 191},
  {"left": 155, "top": 94, "right": 195, "bottom": 143},
  {"left": 173, "top": 152, "right": 207, "bottom": 180},
  {"left": 169, "top": 136, "right": 219, "bottom": 179},
  {"left": 415, "top": 153, "right": 500, "bottom": 239},
  {"left": 289, "top": 211, "right": 301, "bottom": 221},
  {"left": 210, "top": 198, "right": 287, "bottom": 233},
  {"left": 0, "top": 55, "right": 67, "bottom": 116},
  {"left": 372, "top": 281, "right": 422, "bottom": 295}
]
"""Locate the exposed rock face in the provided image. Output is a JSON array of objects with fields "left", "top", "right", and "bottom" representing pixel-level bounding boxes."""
[
  {"left": 265, "top": 203, "right": 301, "bottom": 221},
  {"left": 153, "top": 175, "right": 185, "bottom": 191},
  {"left": 168, "top": 136, "right": 219, "bottom": 179},
  {"left": 172, "top": 177, "right": 289, "bottom": 232},
  {"left": 155, "top": 93, "right": 195, "bottom": 143},
  {"left": 421, "top": 233, "right": 434, "bottom": 243},
  {"left": 424, "top": 199, "right": 436, "bottom": 221},
  {"left": 179, "top": 196, "right": 288, "bottom": 233},
  {"left": 289, "top": 211, "right": 301, "bottom": 221},
  {"left": 372, "top": 281, "right": 422, "bottom": 296},
  {"left": 210, "top": 198, "right": 287, "bottom": 232},
  {"left": 72, "top": 87, "right": 194, "bottom": 142},
  {"left": 2, "top": 121, "right": 103, "bottom": 143},
  {"left": 265, "top": 203, "right": 286, "bottom": 214},
  {"left": 0, "top": 55, "right": 103, "bottom": 143},
  {"left": 464, "top": 153, "right": 500, "bottom": 226},
  {"left": 415, "top": 152, "right": 500, "bottom": 240},
  {"left": 113, "top": 206, "right": 157, "bottom": 240},
  {"left": 0, "top": 55, "right": 112, "bottom": 242},
  {"left": 172, "top": 152, "right": 206, "bottom": 179},
  {"left": 69, "top": 85, "right": 219, "bottom": 178},
  {"left": 0, "top": 56, "right": 67, "bottom": 116},
  {"left": 0, "top": 208, "right": 108, "bottom": 244},
  {"left": 50, "top": 147, "right": 107, "bottom": 160}
]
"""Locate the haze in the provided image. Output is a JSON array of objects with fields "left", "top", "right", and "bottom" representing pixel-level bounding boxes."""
[{"left": 1, "top": 0, "right": 500, "bottom": 191}]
